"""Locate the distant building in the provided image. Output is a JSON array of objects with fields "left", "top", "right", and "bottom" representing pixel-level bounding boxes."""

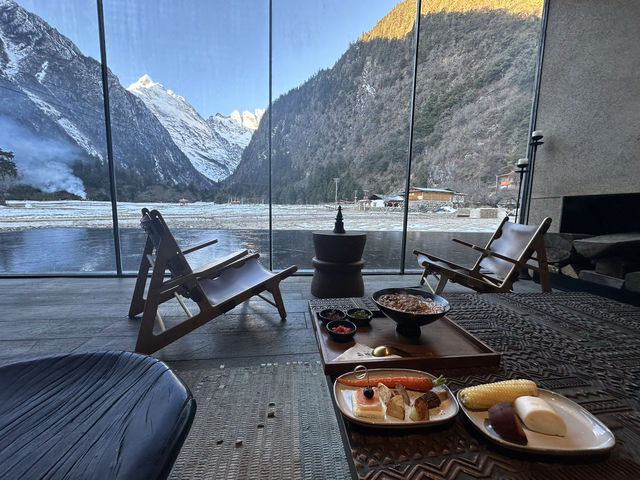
[
  {"left": 383, "top": 195, "right": 404, "bottom": 207},
  {"left": 368, "top": 194, "right": 385, "bottom": 208},
  {"left": 408, "top": 187, "right": 456, "bottom": 202},
  {"left": 362, "top": 188, "right": 465, "bottom": 209},
  {"left": 496, "top": 171, "right": 518, "bottom": 190},
  {"left": 361, "top": 193, "right": 404, "bottom": 208},
  {"left": 407, "top": 187, "right": 466, "bottom": 207}
]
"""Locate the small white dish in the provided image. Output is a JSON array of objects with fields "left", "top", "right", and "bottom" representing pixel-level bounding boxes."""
[
  {"left": 333, "top": 368, "right": 458, "bottom": 428},
  {"left": 457, "top": 388, "right": 615, "bottom": 455}
]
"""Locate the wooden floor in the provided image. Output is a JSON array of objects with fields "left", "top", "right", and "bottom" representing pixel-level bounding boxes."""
[{"left": 0, "top": 274, "right": 546, "bottom": 370}]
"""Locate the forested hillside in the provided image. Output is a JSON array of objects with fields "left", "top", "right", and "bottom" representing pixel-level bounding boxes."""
[
  {"left": 227, "top": 3, "right": 541, "bottom": 205},
  {"left": 361, "top": 0, "right": 541, "bottom": 41}
]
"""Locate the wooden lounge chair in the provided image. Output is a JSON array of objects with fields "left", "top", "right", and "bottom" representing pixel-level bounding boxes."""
[
  {"left": 413, "top": 216, "right": 552, "bottom": 294},
  {"left": 0, "top": 351, "right": 195, "bottom": 480},
  {"left": 129, "top": 208, "right": 297, "bottom": 354}
]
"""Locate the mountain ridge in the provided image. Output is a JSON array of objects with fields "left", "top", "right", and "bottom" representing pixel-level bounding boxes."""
[
  {"left": 0, "top": 0, "right": 210, "bottom": 199},
  {"left": 227, "top": 7, "right": 540, "bottom": 205},
  {"left": 361, "top": 0, "right": 542, "bottom": 41}
]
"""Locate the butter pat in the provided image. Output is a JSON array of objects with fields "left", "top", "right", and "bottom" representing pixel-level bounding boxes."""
[{"left": 514, "top": 396, "right": 567, "bottom": 436}]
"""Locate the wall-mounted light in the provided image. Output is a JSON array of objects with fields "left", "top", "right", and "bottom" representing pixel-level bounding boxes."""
[
  {"left": 515, "top": 158, "right": 529, "bottom": 223},
  {"left": 531, "top": 130, "right": 544, "bottom": 144}
]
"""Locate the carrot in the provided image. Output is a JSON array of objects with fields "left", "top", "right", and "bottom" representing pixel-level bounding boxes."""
[{"left": 337, "top": 374, "right": 446, "bottom": 391}]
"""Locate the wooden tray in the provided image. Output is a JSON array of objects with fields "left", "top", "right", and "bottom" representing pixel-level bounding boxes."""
[{"left": 309, "top": 298, "right": 500, "bottom": 377}]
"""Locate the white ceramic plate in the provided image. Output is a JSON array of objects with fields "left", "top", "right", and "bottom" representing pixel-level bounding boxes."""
[
  {"left": 333, "top": 368, "right": 458, "bottom": 427},
  {"left": 457, "top": 389, "right": 615, "bottom": 455}
]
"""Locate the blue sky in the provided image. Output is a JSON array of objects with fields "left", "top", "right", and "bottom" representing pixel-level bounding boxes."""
[{"left": 18, "top": 0, "right": 399, "bottom": 117}]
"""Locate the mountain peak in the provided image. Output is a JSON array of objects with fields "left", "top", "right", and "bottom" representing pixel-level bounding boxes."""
[
  {"left": 128, "top": 74, "right": 159, "bottom": 90},
  {"left": 228, "top": 109, "right": 265, "bottom": 130},
  {"left": 361, "top": 0, "right": 542, "bottom": 42}
]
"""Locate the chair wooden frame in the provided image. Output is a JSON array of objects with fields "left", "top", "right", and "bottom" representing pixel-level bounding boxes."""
[
  {"left": 413, "top": 216, "right": 552, "bottom": 294},
  {"left": 129, "top": 209, "right": 297, "bottom": 354}
]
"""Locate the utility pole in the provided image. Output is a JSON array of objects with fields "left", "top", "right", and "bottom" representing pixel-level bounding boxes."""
[{"left": 333, "top": 177, "right": 339, "bottom": 209}]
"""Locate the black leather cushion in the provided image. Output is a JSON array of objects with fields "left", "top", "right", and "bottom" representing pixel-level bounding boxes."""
[{"left": 0, "top": 351, "right": 196, "bottom": 480}]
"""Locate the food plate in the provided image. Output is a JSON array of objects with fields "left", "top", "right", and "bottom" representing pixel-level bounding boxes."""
[
  {"left": 457, "top": 388, "right": 615, "bottom": 455},
  {"left": 333, "top": 368, "right": 458, "bottom": 427}
]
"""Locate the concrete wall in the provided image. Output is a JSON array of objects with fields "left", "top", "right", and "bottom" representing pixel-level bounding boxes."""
[{"left": 529, "top": 0, "right": 640, "bottom": 232}]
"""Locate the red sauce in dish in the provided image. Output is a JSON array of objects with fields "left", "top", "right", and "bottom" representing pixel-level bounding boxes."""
[{"left": 331, "top": 325, "right": 353, "bottom": 334}]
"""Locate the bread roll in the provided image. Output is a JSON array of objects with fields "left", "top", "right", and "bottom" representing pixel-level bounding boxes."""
[{"left": 514, "top": 396, "right": 567, "bottom": 436}]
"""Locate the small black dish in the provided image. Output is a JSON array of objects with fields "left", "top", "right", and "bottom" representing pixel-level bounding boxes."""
[
  {"left": 346, "top": 308, "right": 373, "bottom": 326},
  {"left": 325, "top": 319, "right": 357, "bottom": 342},
  {"left": 318, "top": 308, "right": 346, "bottom": 323}
]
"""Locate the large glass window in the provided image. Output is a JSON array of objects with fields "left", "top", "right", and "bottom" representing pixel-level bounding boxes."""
[
  {"left": 0, "top": 0, "right": 545, "bottom": 276},
  {"left": 102, "top": 0, "right": 270, "bottom": 272},
  {"left": 0, "top": 0, "right": 113, "bottom": 273},
  {"left": 271, "top": 0, "right": 413, "bottom": 272},
  {"left": 405, "top": 1, "right": 544, "bottom": 274}
]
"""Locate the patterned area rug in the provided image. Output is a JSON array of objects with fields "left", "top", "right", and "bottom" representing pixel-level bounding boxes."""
[
  {"left": 347, "top": 292, "right": 640, "bottom": 479},
  {"left": 169, "top": 362, "right": 350, "bottom": 480}
]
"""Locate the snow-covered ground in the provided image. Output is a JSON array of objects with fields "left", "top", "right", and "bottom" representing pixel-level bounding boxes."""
[{"left": 0, "top": 200, "right": 505, "bottom": 232}]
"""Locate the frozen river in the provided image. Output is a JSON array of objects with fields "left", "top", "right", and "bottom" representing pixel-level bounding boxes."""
[{"left": 0, "top": 201, "right": 505, "bottom": 273}]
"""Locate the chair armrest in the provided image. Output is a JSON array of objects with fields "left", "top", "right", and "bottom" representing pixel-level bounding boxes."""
[
  {"left": 273, "top": 264, "right": 298, "bottom": 279},
  {"left": 158, "top": 250, "right": 250, "bottom": 295},
  {"left": 452, "top": 239, "right": 507, "bottom": 260},
  {"left": 413, "top": 249, "right": 468, "bottom": 271},
  {"left": 450, "top": 239, "right": 541, "bottom": 271},
  {"left": 451, "top": 238, "right": 476, "bottom": 249},
  {"left": 182, "top": 238, "right": 218, "bottom": 255},
  {"left": 192, "top": 250, "right": 250, "bottom": 277}
]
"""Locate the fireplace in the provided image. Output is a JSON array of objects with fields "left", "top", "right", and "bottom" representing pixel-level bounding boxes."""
[
  {"left": 560, "top": 193, "right": 640, "bottom": 235},
  {"left": 555, "top": 193, "right": 640, "bottom": 297}
]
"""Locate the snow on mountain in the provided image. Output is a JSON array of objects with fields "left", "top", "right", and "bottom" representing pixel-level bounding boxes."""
[
  {"left": 128, "top": 75, "right": 262, "bottom": 181},
  {"left": 206, "top": 108, "right": 264, "bottom": 171},
  {"left": 0, "top": 0, "right": 208, "bottom": 197}
]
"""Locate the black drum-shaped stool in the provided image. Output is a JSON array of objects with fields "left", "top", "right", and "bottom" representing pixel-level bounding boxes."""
[
  {"left": 0, "top": 351, "right": 196, "bottom": 480},
  {"left": 311, "top": 230, "right": 366, "bottom": 298}
]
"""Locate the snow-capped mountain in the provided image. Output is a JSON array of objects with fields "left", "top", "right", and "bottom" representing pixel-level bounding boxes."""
[
  {"left": 0, "top": 0, "right": 245, "bottom": 198},
  {"left": 127, "top": 75, "right": 262, "bottom": 182},
  {"left": 206, "top": 109, "right": 265, "bottom": 173}
]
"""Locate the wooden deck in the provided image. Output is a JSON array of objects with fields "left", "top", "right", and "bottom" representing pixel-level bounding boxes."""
[{"left": 0, "top": 274, "right": 545, "bottom": 369}]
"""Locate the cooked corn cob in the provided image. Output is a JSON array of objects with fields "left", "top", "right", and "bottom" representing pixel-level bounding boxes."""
[{"left": 458, "top": 379, "right": 538, "bottom": 410}]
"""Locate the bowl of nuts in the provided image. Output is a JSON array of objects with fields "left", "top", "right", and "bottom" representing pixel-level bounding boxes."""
[{"left": 371, "top": 287, "right": 450, "bottom": 338}]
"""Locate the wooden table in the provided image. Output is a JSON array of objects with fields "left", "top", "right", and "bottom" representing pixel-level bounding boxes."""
[{"left": 312, "top": 292, "right": 640, "bottom": 479}]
